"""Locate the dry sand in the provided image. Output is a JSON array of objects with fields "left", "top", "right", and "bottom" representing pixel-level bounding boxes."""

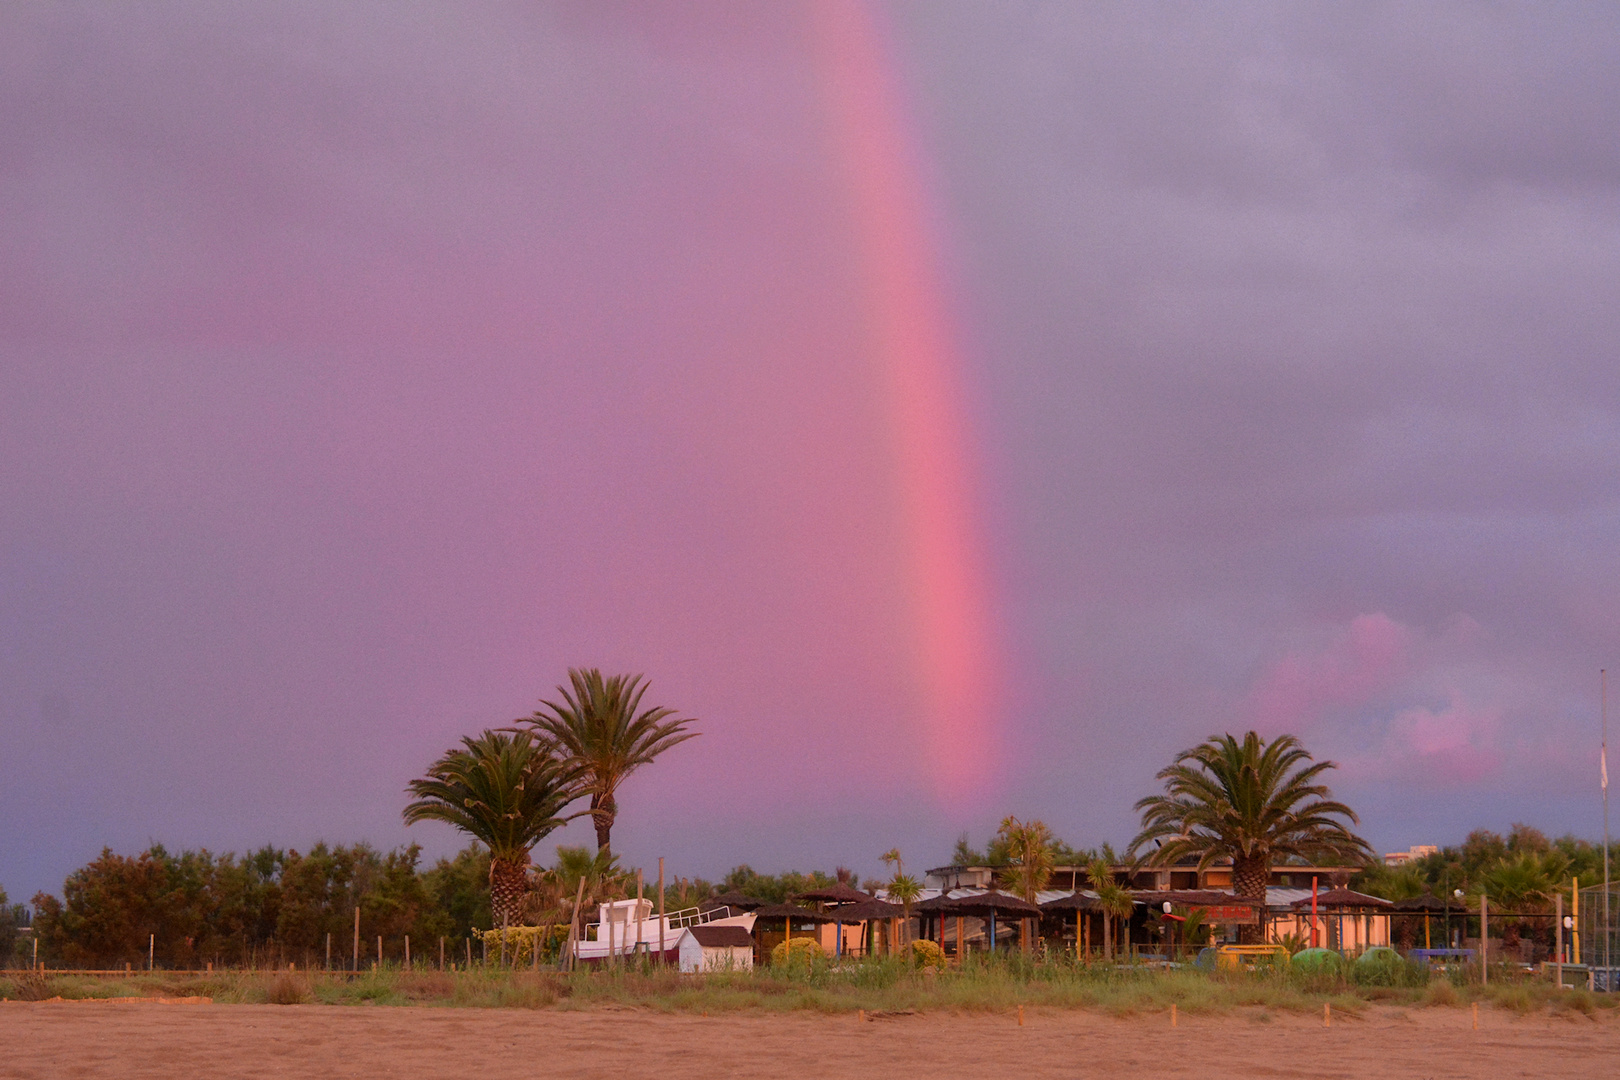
[{"left": 2, "top": 1001, "right": 1615, "bottom": 1079}]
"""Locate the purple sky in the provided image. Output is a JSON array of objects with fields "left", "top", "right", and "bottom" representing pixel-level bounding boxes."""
[{"left": 5, "top": 3, "right": 1619, "bottom": 901}]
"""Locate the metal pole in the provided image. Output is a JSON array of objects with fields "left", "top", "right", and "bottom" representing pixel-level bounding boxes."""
[
  {"left": 657, "top": 858, "right": 666, "bottom": 965},
  {"left": 1556, "top": 892, "right": 1564, "bottom": 987},
  {"left": 1603, "top": 668, "right": 1610, "bottom": 977},
  {"left": 1572, "top": 877, "right": 1581, "bottom": 966}
]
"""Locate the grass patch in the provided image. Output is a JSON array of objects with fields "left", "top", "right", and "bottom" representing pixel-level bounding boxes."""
[{"left": 6, "top": 957, "right": 1618, "bottom": 1015}]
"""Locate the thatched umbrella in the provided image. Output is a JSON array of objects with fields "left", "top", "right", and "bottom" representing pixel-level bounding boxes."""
[
  {"left": 911, "top": 892, "right": 960, "bottom": 955},
  {"left": 1394, "top": 893, "right": 1448, "bottom": 950},
  {"left": 1041, "top": 891, "right": 1099, "bottom": 956},
  {"left": 836, "top": 898, "right": 903, "bottom": 958},
  {"left": 838, "top": 898, "right": 903, "bottom": 920},
  {"left": 794, "top": 884, "right": 873, "bottom": 959},
  {"left": 795, "top": 883, "right": 872, "bottom": 905},
  {"left": 752, "top": 903, "right": 833, "bottom": 963},
  {"left": 944, "top": 890, "right": 1041, "bottom": 954}
]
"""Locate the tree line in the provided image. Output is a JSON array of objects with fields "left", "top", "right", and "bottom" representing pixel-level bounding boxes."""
[{"left": 9, "top": 724, "right": 1614, "bottom": 967}]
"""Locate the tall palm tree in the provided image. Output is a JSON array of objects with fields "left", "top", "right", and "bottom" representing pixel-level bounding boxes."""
[
  {"left": 522, "top": 669, "right": 698, "bottom": 856},
  {"left": 1130, "top": 731, "right": 1371, "bottom": 944},
  {"left": 995, "top": 816, "right": 1054, "bottom": 953},
  {"left": 403, "top": 730, "right": 585, "bottom": 928}
]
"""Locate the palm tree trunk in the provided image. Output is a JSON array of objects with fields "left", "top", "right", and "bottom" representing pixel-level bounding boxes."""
[
  {"left": 490, "top": 856, "right": 530, "bottom": 929},
  {"left": 590, "top": 792, "right": 615, "bottom": 855},
  {"left": 1232, "top": 855, "right": 1269, "bottom": 945}
]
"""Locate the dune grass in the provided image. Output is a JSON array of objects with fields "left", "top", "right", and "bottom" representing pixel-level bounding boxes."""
[{"left": 3, "top": 957, "right": 1613, "bottom": 1017}]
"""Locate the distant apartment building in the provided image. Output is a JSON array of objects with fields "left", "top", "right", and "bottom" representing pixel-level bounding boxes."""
[{"left": 1382, "top": 845, "right": 1438, "bottom": 867}]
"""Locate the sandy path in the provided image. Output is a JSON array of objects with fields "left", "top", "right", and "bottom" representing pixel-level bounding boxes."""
[{"left": 1, "top": 1002, "right": 1615, "bottom": 1079}]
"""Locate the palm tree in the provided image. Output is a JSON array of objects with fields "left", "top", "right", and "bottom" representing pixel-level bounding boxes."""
[
  {"left": 1130, "top": 731, "right": 1371, "bottom": 944},
  {"left": 522, "top": 669, "right": 698, "bottom": 856},
  {"left": 1481, "top": 850, "right": 1558, "bottom": 951},
  {"left": 881, "top": 849, "right": 921, "bottom": 953},
  {"left": 994, "top": 816, "right": 1054, "bottom": 953},
  {"left": 1087, "top": 857, "right": 1134, "bottom": 959},
  {"left": 403, "top": 730, "right": 585, "bottom": 928}
]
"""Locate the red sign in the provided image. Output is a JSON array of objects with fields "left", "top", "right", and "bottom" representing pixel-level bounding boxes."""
[{"left": 1199, "top": 905, "right": 1258, "bottom": 923}]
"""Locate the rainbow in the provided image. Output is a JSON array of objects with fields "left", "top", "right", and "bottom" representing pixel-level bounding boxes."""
[{"left": 812, "top": 0, "right": 1002, "bottom": 802}]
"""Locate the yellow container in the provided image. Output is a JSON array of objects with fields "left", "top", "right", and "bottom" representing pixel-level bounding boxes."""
[{"left": 1215, "top": 945, "right": 1290, "bottom": 971}]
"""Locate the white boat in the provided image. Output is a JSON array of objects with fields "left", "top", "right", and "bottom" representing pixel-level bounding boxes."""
[{"left": 572, "top": 899, "right": 755, "bottom": 963}]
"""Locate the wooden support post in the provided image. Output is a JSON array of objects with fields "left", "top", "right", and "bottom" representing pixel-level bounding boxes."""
[
  {"left": 563, "top": 876, "right": 586, "bottom": 972},
  {"left": 636, "top": 870, "right": 645, "bottom": 960},
  {"left": 440, "top": 936, "right": 445, "bottom": 971},
  {"left": 326, "top": 933, "right": 331, "bottom": 971},
  {"left": 149, "top": 934, "right": 154, "bottom": 971},
  {"left": 377, "top": 935, "right": 382, "bottom": 967},
  {"left": 1171, "top": 1003, "right": 1177, "bottom": 1027},
  {"left": 353, "top": 907, "right": 360, "bottom": 972},
  {"left": 405, "top": 935, "right": 410, "bottom": 969},
  {"left": 1480, "top": 894, "right": 1488, "bottom": 986},
  {"left": 658, "top": 858, "right": 667, "bottom": 965}
]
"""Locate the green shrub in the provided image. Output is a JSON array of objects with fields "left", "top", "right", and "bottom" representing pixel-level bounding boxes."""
[
  {"left": 770, "top": 937, "right": 823, "bottom": 967},
  {"left": 907, "top": 940, "right": 946, "bottom": 968}
]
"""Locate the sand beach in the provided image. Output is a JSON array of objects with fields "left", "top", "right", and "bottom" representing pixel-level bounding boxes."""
[{"left": 2, "top": 1001, "right": 1615, "bottom": 1080}]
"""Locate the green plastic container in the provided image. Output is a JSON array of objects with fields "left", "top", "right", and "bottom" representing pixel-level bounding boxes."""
[{"left": 1290, "top": 947, "right": 1344, "bottom": 974}]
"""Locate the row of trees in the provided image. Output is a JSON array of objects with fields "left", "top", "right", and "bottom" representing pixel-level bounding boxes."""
[
  {"left": 7, "top": 841, "right": 890, "bottom": 969},
  {"left": 21, "top": 843, "right": 490, "bottom": 969},
  {"left": 14, "top": 722, "right": 1612, "bottom": 967}
]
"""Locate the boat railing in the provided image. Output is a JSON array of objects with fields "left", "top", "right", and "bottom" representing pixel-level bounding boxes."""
[{"left": 581, "top": 905, "right": 734, "bottom": 941}]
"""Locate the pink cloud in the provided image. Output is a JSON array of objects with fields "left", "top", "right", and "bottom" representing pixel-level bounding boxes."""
[
  {"left": 1244, "top": 612, "right": 1414, "bottom": 732},
  {"left": 1353, "top": 694, "right": 1503, "bottom": 785}
]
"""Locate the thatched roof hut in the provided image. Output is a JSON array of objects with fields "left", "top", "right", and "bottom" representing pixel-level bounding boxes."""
[{"left": 794, "top": 883, "right": 872, "bottom": 906}]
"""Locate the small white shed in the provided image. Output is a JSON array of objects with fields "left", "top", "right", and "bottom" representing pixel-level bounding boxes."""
[{"left": 677, "top": 925, "right": 754, "bottom": 973}]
